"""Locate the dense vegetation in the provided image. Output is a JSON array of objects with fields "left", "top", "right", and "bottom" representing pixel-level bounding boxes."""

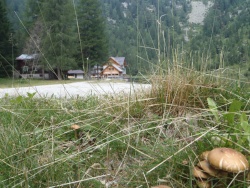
[
  {"left": 0, "top": 0, "right": 16, "bottom": 78},
  {"left": 40, "top": 1, "right": 78, "bottom": 79},
  {"left": 0, "top": 67, "right": 249, "bottom": 187},
  {"left": 4, "top": 0, "right": 108, "bottom": 79},
  {"left": 103, "top": 0, "right": 190, "bottom": 73},
  {"left": 2, "top": 0, "right": 250, "bottom": 77},
  {"left": 189, "top": 0, "right": 250, "bottom": 71}
]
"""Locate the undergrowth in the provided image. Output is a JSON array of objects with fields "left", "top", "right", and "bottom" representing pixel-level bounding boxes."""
[{"left": 0, "top": 66, "right": 249, "bottom": 187}]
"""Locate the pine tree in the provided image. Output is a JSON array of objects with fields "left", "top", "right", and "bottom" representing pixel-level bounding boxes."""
[
  {"left": 77, "top": 0, "right": 108, "bottom": 74},
  {"left": 21, "top": 0, "right": 44, "bottom": 55},
  {"left": 0, "top": 0, "right": 14, "bottom": 78},
  {"left": 25, "top": 0, "right": 44, "bottom": 17},
  {"left": 41, "top": 0, "right": 77, "bottom": 80}
]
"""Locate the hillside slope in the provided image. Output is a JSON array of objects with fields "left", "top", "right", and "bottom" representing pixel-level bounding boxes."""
[
  {"left": 5, "top": 0, "right": 250, "bottom": 76},
  {"left": 188, "top": 0, "right": 250, "bottom": 74}
]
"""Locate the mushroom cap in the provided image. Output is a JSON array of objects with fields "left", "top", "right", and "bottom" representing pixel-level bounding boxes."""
[
  {"left": 193, "top": 166, "right": 211, "bottom": 179},
  {"left": 199, "top": 151, "right": 210, "bottom": 161},
  {"left": 207, "top": 147, "right": 249, "bottom": 173},
  {"left": 71, "top": 124, "right": 80, "bottom": 130},
  {"left": 196, "top": 180, "right": 211, "bottom": 188},
  {"left": 197, "top": 160, "right": 221, "bottom": 177}
]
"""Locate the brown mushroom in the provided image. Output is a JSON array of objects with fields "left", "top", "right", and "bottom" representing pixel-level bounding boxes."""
[
  {"left": 193, "top": 166, "right": 211, "bottom": 179},
  {"left": 71, "top": 124, "right": 80, "bottom": 139},
  {"left": 71, "top": 124, "right": 80, "bottom": 130},
  {"left": 199, "top": 151, "right": 210, "bottom": 161},
  {"left": 207, "top": 147, "right": 249, "bottom": 173},
  {"left": 197, "top": 160, "right": 221, "bottom": 177}
]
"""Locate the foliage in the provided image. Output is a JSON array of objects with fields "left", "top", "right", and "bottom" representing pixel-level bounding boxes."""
[
  {"left": 24, "top": 0, "right": 44, "bottom": 18},
  {"left": 0, "top": 0, "right": 16, "bottom": 78},
  {"left": 4, "top": 0, "right": 24, "bottom": 30},
  {"left": 207, "top": 97, "right": 250, "bottom": 148},
  {"left": 103, "top": 0, "right": 190, "bottom": 73},
  {"left": 40, "top": 0, "right": 78, "bottom": 79},
  {"left": 188, "top": 0, "right": 250, "bottom": 69},
  {"left": 0, "top": 63, "right": 249, "bottom": 187},
  {"left": 76, "top": 0, "right": 108, "bottom": 73},
  {"left": 3, "top": 0, "right": 250, "bottom": 76}
]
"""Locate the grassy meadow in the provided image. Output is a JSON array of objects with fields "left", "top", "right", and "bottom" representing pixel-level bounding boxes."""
[
  {"left": 0, "top": 64, "right": 249, "bottom": 187},
  {"left": 1, "top": 0, "right": 250, "bottom": 187}
]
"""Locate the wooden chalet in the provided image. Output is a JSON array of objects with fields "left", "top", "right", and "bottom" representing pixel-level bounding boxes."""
[
  {"left": 101, "top": 57, "right": 127, "bottom": 79},
  {"left": 15, "top": 54, "right": 48, "bottom": 79},
  {"left": 15, "top": 54, "right": 59, "bottom": 79}
]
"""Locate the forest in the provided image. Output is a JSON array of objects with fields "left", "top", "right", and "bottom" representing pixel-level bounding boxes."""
[{"left": 1, "top": 0, "right": 250, "bottom": 78}]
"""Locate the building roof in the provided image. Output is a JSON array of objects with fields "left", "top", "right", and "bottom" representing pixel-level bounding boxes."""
[
  {"left": 16, "top": 54, "right": 39, "bottom": 60},
  {"left": 103, "top": 64, "right": 123, "bottom": 73},
  {"left": 110, "top": 57, "right": 125, "bottom": 66},
  {"left": 68, "top": 70, "right": 84, "bottom": 74},
  {"left": 112, "top": 64, "right": 123, "bottom": 72}
]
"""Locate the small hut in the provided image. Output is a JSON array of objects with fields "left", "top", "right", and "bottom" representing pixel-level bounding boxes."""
[{"left": 67, "top": 70, "right": 84, "bottom": 79}]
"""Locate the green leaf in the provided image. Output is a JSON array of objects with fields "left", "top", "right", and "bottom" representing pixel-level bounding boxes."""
[
  {"left": 11, "top": 96, "right": 23, "bottom": 104},
  {"left": 240, "top": 113, "right": 250, "bottom": 144},
  {"left": 207, "top": 98, "right": 219, "bottom": 121},
  {"left": 27, "top": 92, "right": 36, "bottom": 99},
  {"left": 240, "top": 113, "right": 250, "bottom": 132},
  {"left": 229, "top": 100, "right": 242, "bottom": 112},
  {"left": 223, "top": 100, "right": 242, "bottom": 125}
]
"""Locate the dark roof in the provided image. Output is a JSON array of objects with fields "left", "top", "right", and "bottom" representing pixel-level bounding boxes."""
[
  {"left": 111, "top": 57, "right": 125, "bottom": 66},
  {"left": 68, "top": 70, "right": 84, "bottom": 74}
]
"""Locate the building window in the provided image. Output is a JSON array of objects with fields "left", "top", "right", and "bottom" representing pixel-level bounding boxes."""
[{"left": 22, "top": 66, "right": 29, "bottom": 73}]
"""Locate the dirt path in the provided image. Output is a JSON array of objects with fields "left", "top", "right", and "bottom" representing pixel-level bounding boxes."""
[{"left": 0, "top": 81, "right": 151, "bottom": 98}]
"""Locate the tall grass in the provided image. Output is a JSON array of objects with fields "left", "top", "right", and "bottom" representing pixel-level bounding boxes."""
[{"left": 0, "top": 61, "right": 249, "bottom": 187}]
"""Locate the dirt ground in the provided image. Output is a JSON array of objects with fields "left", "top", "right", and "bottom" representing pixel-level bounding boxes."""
[{"left": 0, "top": 81, "right": 151, "bottom": 98}]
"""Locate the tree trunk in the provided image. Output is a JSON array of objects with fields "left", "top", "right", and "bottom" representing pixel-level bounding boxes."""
[
  {"left": 57, "top": 67, "right": 62, "bottom": 80},
  {"left": 42, "top": 65, "right": 45, "bottom": 80}
]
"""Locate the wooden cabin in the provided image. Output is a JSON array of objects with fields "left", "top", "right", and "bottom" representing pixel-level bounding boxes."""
[
  {"left": 15, "top": 54, "right": 65, "bottom": 79},
  {"left": 101, "top": 57, "right": 127, "bottom": 78},
  {"left": 15, "top": 54, "right": 50, "bottom": 79}
]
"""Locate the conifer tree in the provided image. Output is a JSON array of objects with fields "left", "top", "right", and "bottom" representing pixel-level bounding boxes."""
[
  {"left": 41, "top": 0, "right": 77, "bottom": 80},
  {"left": 77, "top": 0, "right": 108, "bottom": 74},
  {"left": 25, "top": 0, "right": 44, "bottom": 17},
  {"left": 0, "top": 0, "right": 14, "bottom": 78}
]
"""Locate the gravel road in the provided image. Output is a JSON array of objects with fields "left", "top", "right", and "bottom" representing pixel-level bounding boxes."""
[{"left": 0, "top": 81, "right": 151, "bottom": 98}]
